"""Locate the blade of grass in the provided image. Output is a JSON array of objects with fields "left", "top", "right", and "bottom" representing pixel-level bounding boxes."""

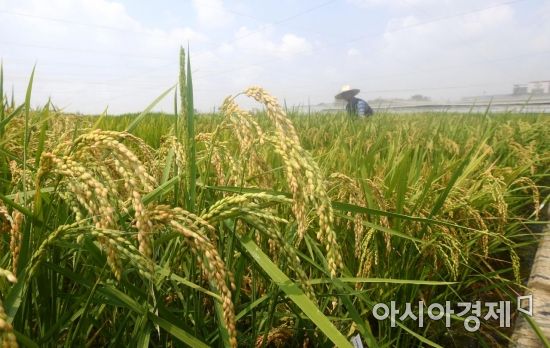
[
  {"left": 308, "top": 278, "right": 456, "bottom": 286},
  {"left": 13, "top": 331, "right": 39, "bottom": 348},
  {"left": 235, "top": 294, "right": 270, "bottom": 321},
  {"left": 300, "top": 234, "right": 380, "bottom": 347},
  {"left": 148, "top": 312, "right": 210, "bottom": 348},
  {"left": 185, "top": 46, "right": 196, "bottom": 211},
  {"left": 336, "top": 212, "right": 424, "bottom": 243},
  {"left": 160, "top": 148, "right": 175, "bottom": 185},
  {"left": 4, "top": 276, "right": 25, "bottom": 322},
  {"left": 0, "top": 104, "right": 24, "bottom": 136},
  {"left": 125, "top": 84, "right": 176, "bottom": 133},
  {"left": 155, "top": 266, "right": 221, "bottom": 300},
  {"left": 239, "top": 234, "right": 353, "bottom": 348},
  {"left": 34, "top": 100, "right": 49, "bottom": 165},
  {"left": 92, "top": 106, "right": 109, "bottom": 129},
  {"left": 0, "top": 192, "right": 46, "bottom": 227},
  {"left": 394, "top": 321, "right": 443, "bottom": 348},
  {"left": 178, "top": 46, "right": 187, "bottom": 142},
  {"left": 142, "top": 176, "right": 180, "bottom": 205},
  {"left": 22, "top": 65, "right": 36, "bottom": 206},
  {"left": 428, "top": 148, "right": 473, "bottom": 218},
  {"left": 204, "top": 184, "right": 481, "bottom": 232}
]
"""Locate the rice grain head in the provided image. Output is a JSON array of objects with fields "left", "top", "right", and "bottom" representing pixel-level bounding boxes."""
[
  {"left": 9, "top": 209, "right": 23, "bottom": 275},
  {"left": 147, "top": 205, "right": 237, "bottom": 347},
  {"left": 224, "top": 86, "right": 344, "bottom": 277}
]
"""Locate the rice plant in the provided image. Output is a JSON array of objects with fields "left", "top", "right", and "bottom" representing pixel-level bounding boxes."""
[{"left": 0, "top": 49, "right": 548, "bottom": 347}]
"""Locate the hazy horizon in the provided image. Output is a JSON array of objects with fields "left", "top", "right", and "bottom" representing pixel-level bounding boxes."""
[{"left": 1, "top": 0, "right": 549, "bottom": 114}]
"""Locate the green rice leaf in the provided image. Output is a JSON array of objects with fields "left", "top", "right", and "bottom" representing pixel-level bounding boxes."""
[
  {"left": 125, "top": 85, "right": 176, "bottom": 133},
  {"left": 239, "top": 235, "right": 353, "bottom": 348}
]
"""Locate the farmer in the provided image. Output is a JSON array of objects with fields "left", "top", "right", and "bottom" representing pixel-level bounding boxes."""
[{"left": 335, "top": 85, "right": 373, "bottom": 117}]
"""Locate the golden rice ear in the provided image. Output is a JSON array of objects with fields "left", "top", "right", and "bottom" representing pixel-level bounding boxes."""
[
  {"left": 219, "top": 97, "right": 271, "bottom": 187},
  {"left": 35, "top": 130, "right": 160, "bottom": 279},
  {"left": 146, "top": 205, "right": 237, "bottom": 347},
  {"left": 202, "top": 192, "right": 316, "bottom": 300},
  {"left": 221, "top": 96, "right": 265, "bottom": 153},
  {"left": 0, "top": 201, "right": 15, "bottom": 270},
  {"left": 157, "top": 135, "right": 186, "bottom": 179},
  {"left": 9, "top": 209, "right": 23, "bottom": 275},
  {"left": 255, "top": 327, "right": 293, "bottom": 348},
  {"left": 218, "top": 86, "right": 343, "bottom": 278},
  {"left": 194, "top": 131, "right": 241, "bottom": 188},
  {"left": 328, "top": 173, "right": 367, "bottom": 259},
  {"left": 0, "top": 298, "right": 18, "bottom": 348},
  {"left": 38, "top": 154, "right": 121, "bottom": 279},
  {"left": 510, "top": 177, "right": 540, "bottom": 219}
]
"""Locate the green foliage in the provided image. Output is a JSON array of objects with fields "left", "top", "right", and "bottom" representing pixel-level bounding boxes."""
[{"left": 0, "top": 61, "right": 548, "bottom": 348}]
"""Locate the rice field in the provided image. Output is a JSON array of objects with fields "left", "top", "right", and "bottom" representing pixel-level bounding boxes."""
[{"left": 1, "top": 51, "right": 549, "bottom": 347}]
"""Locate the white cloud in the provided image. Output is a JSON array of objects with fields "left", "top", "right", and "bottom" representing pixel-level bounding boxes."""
[
  {"left": 381, "top": 4, "right": 518, "bottom": 57},
  {"left": 2, "top": 0, "right": 549, "bottom": 113},
  {"left": 218, "top": 42, "right": 234, "bottom": 54},
  {"left": 183, "top": 27, "right": 314, "bottom": 108},
  {"left": 279, "top": 34, "right": 313, "bottom": 59},
  {"left": 15, "top": 0, "right": 139, "bottom": 30},
  {"left": 229, "top": 27, "right": 312, "bottom": 60},
  {"left": 344, "top": 2, "right": 550, "bottom": 100},
  {"left": 459, "top": 5, "right": 514, "bottom": 38},
  {"left": 347, "top": 48, "right": 360, "bottom": 56},
  {"left": 1, "top": 0, "right": 209, "bottom": 113},
  {"left": 192, "top": 0, "right": 233, "bottom": 28}
]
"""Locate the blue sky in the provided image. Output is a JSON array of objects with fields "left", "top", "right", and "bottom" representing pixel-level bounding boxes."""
[{"left": 1, "top": 0, "right": 549, "bottom": 113}]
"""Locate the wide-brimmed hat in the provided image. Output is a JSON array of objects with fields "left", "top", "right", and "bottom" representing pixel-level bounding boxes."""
[{"left": 335, "top": 85, "right": 360, "bottom": 99}]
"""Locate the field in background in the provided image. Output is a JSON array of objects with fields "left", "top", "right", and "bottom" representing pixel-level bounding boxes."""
[
  {"left": 296, "top": 95, "right": 550, "bottom": 114},
  {"left": 1, "top": 57, "right": 550, "bottom": 347}
]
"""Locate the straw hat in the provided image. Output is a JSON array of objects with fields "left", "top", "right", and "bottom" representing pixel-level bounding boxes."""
[{"left": 335, "top": 85, "right": 360, "bottom": 99}]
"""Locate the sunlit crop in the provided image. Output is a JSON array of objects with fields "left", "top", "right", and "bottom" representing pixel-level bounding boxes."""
[{"left": 0, "top": 50, "right": 548, "bottom": 347}]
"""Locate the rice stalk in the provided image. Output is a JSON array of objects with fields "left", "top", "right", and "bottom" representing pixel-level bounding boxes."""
[{"left": 223, "top": 87, "right": 344, "bottom": 277}]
